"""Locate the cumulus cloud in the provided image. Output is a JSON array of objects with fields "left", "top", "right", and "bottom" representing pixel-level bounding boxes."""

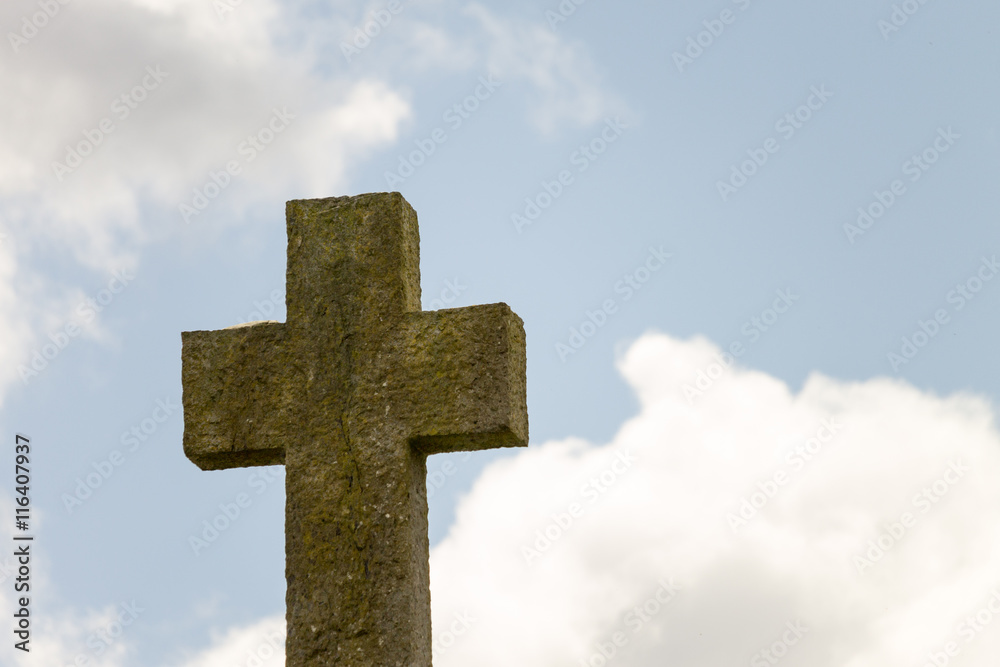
[{"left": 429, "top": 332, "right": 1000, "bottom": 666}]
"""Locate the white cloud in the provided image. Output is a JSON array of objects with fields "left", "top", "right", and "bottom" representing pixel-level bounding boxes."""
[{"left": 429, "top": 332, "right": 1000, "bottom": 666}]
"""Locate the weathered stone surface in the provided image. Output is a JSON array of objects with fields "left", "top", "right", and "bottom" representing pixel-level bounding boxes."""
[{"left": 181, "top": 192, "right": 528, "bottom": 666}]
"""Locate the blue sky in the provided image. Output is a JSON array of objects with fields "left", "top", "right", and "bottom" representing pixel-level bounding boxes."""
[{"left": 1, "top": 0, "right": 1000, "bottom": 665}]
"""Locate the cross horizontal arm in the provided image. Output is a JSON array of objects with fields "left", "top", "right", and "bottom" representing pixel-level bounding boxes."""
[
  {"left": 181, "top": 321, "right": 297, "bottom": 470},
  {"left": 399, "top": 302, "right": 529, "bottom": 455}
]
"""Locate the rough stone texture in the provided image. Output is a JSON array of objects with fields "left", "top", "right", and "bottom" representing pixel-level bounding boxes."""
[{"left": 181, "top": 192, "right": 528, "bottom": 666}]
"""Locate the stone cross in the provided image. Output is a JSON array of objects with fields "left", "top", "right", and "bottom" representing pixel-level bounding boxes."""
[{"left": 181, "top": 193, "right": 528, "bottom": 666}]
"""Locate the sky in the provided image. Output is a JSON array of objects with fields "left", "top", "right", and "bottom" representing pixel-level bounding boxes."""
[{"left": 1, "top": 0, "right": 999, "bottom": 665}]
